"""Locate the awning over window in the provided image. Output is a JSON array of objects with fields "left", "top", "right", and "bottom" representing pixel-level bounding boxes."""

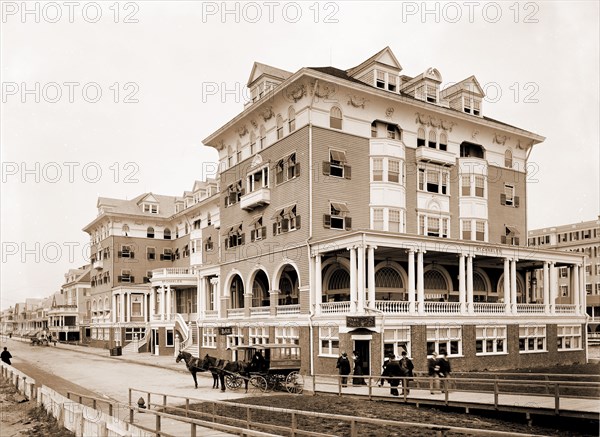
[
  {"left": 248, "top": 216, "right": 262, "bottom": 227},
  {"left": 330, "top": 202, "right": 349, "bottom": 213},
  {"left": 283, "top": 205, "right": 296, "bottom": 216},
  {"left": 506, "top": 226, "right": 519, "bottom": 236},
  {"left": 271, "top": 209, "right": 284, "bottom": 219},
  {"left": 330, "top": 150, "right": 347, "bottom": 162}
]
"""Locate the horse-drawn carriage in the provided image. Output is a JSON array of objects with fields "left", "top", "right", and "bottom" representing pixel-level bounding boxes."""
[
  {"left": 176, "top": 343, "right": 304, "bottom": 394},
  {"left": 227, "top": 343, "right": 304, "bottom": 394},
  {"left": 29, "top": 335, "right": 49, "bottom": 346}
]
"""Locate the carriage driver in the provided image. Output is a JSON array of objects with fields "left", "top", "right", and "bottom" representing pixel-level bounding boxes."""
[{"left": 251, "top": 350, "right": 266, "bottom": 372}]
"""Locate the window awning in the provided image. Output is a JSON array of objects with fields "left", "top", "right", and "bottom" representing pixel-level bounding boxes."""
[
  {"left": 248, "top": 216, "right": 262, "bottom": 227},
  {"left": 283, "top": 205, "right": 296, "bottom": 216},
  {"left": 330, "top": 150, "right": 347, "bottom": 162},
  {"left": 506, "top": 226, "right": 519, "bottom": 236},
  {"left": 271, "top": 209, "right": 284, "bottom": 219},
  {"left": 330, "top": 202, "right": 349, "bottom": 213}
]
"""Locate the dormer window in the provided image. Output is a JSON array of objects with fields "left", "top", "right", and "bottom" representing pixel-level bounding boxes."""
[
  {"left": 463, "top": 96, "right": 481, "bottom": 116},
  {"left": 375, "top": 70, "right": 397, "bottom": 92},
  {"left": 426, "top": 84, "right": 437, "bottom": 103},
  {"left": 143, "top": 203, "right": 158, "bottom": 214}
]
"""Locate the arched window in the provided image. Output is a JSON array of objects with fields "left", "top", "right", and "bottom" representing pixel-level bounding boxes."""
[
  {"left": 122, "top": 224, "right": 129, "bottom": 236},
  {"left": 504, "top": 149, "right": 513, "bottom": 168},
  {"left": 428, "top": 130, "right": 437, "bottom": 148},
  {"left": 147, "top": 227, "right": 154, "bottom": 238},
  {"left": 424, "top": 269, "right": 448, "bottom": 290},
  {"left": 259, "top": 125, "right": 266, "bottom": 149},
  {"left": 330, "top": 107, "right": 342, "bottom": 129},
  {"left": 473, "top": 272, "right": 488, "bottom": 292},
  {"left": 417, "top": 128, "right": 426, "bottom": 147},
  {"left": 288, "top": 107, "right": 296, "bottom": 132},
  {"left": 375, "top": 267, "right": 404, "bottom": 288},
  {"left": 439, "top": 132, "right": 448, "bottom": 151},
  {"left": 328, "top": 267, "right": 350, "bottom": 290},
  {"left": 276, "top": 114, "right": 284, "bottom": 139},
  {"left": 163, "top": 228, "right": 171, "bottom": 240}
]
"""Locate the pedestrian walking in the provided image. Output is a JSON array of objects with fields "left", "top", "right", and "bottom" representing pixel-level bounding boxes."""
[
  {"left": 1, "top": 347, "right": 12, "bottom": 365},
  {"left": 352, "top": 351, "right": 366, "bottom": 385},
  {"left": 336, "top": 352, "right": 351, "bottom": 387},
  {"left": 428, "top": 351, "right": 441, "bottom": 394},
  {"left": 382, "top": 353, "right": 403, "bottom": 396},
  {"left": 378, "top": 356, "right": 390, "bottom": 387},
  {"left": 437, "top": 352, "right": 451, "bottom": 390},
  {"left": 399, "top": 350, "right": 414, "bottom": 395}
]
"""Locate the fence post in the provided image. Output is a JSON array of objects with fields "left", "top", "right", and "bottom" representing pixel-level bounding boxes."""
[
  {"left": 338, "top": 375, "right": 342, "bottom": 396},
  {"left": 186, "top": 398, "right": 189, "bottom": 417},
  {"left": 312, "top": 374, "right": 316, "bottom": 396},
  {"left": 444, "top": 379, "right": 449, "bottom": 405},
  {"left": 246, "top": 407, "right": 251, "bottom": 429},
  {"left": 291, "top": 412, "right": 297, "bottom": 437},
  {"left": 368, "top": 376, "right": 372, "bottom": 400},
  {"left": 212, "top": 402, "right": 216, "bottom": 422},
  {"left": 493, "top": 377, "right": 499, "bottom": 409},
  {"left": 128, "top": 388, "right": 132, "bottom": 407},
  {"left": 156, "top": 413, "right": 161, "bottom": 436},
  {"left": 350, "top": 419, "right": 357, "bottom": 437},
  {"left": 129, "top": 406, "right": 134, "bottom": 424},
  {"left": 190, "top": 423, "right": 197, "bottom": 437},
  {"left": 554, "top": 383, "right": 560, "bottom": 415}
]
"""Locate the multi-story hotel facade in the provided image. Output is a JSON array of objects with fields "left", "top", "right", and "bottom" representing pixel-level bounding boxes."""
[
  {"left": 528, "top": 217, "right": 600, "bottom": 334},
  {"left": 197, "top": 47, "right": 587, "bottom": 376}
]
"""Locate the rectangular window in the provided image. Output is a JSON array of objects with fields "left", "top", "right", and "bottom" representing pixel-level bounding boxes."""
[
  {"left": 475, "top": 325, "right": 507, "bottom": 355},
  {"left": 557, "top": 325, "right": 581, "bottom": 350},
  {"left": 426, "top": 84, "right": 437, "bottom": 103},
  {"left": 131, "top": 295, "right": 143, "bottom": 316},
  {"left": 504, "top": 184, "right": 515, "bottom": 206},
  {"left": 166, "top": 329, "right": 174, "bottom": 347},
  {"left": 202, "top": 326, "right": 216, "bottom": 348},
  {"left": 249, "top": 327, "right": 269, "bottom": 345},
  {"left": 372, "top": 158, "right": 383, "bottom": 181},
  {"left": 328, "top": 150, "right": 348, "bottom": 178},
  {"left": 319, "top": 325, "right": 339, "bottom": 356},
  {"left": 519, "top": 325, "right": 546, "bottom": 353},
  {"left": 384, "top": 328, "right": 411, "bottom": 358},
  {"left": 373, "top": 208, "right": 384, "bottom": 231},
  {"left": 388, "top": 159, "right": 400, "bottom": 183},
  {"left": 462, "top": 220, "right": 472, "bottom": 240},
  {"left": 426, "top": 325, "right": 462, "bottom": 357},
  {"left": 327, "top": 202, "right": 350, "bottom": 230},
  {"left": 463, "top": 96, "right": 472, "bottom": 114},
  {"left": 389, "top": 209, "right": 401, "bottom": 232},
  {"left": 559, "top": 267, "right": 568, "bottom": 278},
  {"left": 387, "top": 76, "right": 397, "bottom": 92},
  {"left": 473, "top": 99, "right": 481, "bottom": 116},
  {"left": 147, "top": 247, "right": 155, "bottom": 261},
  {"left": 560, "top": 285, "right": 568, "bottom": 297},
  {"left": 275, "top": 326, "right": 299, "bottom": 345},
  {"left": 475, "top": 221, "right": 485, "bottom": 242},
  {"left": 461, "top": 175, "right": 471, "bottom": 196},
  {"left": 376, "top": 70, "right": 385, "bottom": 89},
  {"left": 475, "top": 175, "right": 485, "bottom": 197},
  {"left": 287, "top": 153, "right": 299, "bottom": 180},
  {"left": 125, "top": 327, "right": 145, "bottom": 342},
  {"left": 226, "top": 326, "right": 245, "bottom": 353}
]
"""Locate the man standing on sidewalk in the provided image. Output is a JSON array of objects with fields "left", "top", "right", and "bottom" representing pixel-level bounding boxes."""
[{"left": 1, "top": 347, "right": 12, "bottom": 365}]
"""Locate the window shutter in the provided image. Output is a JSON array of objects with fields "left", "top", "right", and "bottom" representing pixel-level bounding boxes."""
[
  {"left": 160, "top": 254, "right": 164, "bottom": 261},
  {"left": 276, "top": 171, "right": 284, "bottom": 184},
  {"left": 282, "top": 218, "right": 289, "bottom": 232},
  {"left": 323, "top": 214, "right": 331, "bottom": 228},
  {"left": 130, "top": 252, "right": 135, "bottom": 259},
  {"left": 224, "top": 196, "right": 228, "bottom": 207},
  {"left": 118, "top": 275, "right": 122, "bottom": 282},
  {"left": 295, "top": 162, "right": 300, "bottom": 177},
  {"left": 273, "top": 223, "right": 278, "bottom": 236},
  {"left": 344, "top": 165, "right": 352, "bottom": 179},
  {"left": 514, "top": 196, "right": 520, "bottom": 208},
  {"left": 261, "top": 226, "right": 267, "bottom": 239},
  {"left": 240, "top": 233, "right": 245, "bottom": 245},
  {"left": 250, "top": 229, "right": 255, "bottom": 242},
  {"left": 229, "top": 192, "right": 237, "bottom": 203},
  {"left": 225, "top": 238, "right": 229, "bottom": 249},
  {"left": 500, "top": 235, "right": 507, "bottom": 244},
  {"left": 345, "top": 217, "right": 352, "bottom": 230},
  {"left": 118, "top": 251, "right": 122, "bottom": 258},
  {"left": 240, "top": 188, "right": 246, "bottom": 196},
  {"left": 295, "top": 216, "right": 301, "bottom": 230},
  {"left": 500, "top": 193, "right": 506, "bottom": 205},
  {"left": 130, "top": 276, "right": 135, "bottom": 283},
  {"left": 322, "top": 161, "right": 331, "bottom": 176}
]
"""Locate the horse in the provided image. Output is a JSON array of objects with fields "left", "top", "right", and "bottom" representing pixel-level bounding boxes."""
[
  {"left": 175, "top": 350, "right": 219, "bottom": 389},
  {"left": 199, "top": 354, "right": 250, "bottom": 393}
]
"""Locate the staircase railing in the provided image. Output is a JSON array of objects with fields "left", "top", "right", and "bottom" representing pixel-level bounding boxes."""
[{"left": 175, "top": 314, "right": 191, "bottom": 351}]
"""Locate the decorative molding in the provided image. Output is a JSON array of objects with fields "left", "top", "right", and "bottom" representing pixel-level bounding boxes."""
[
  {"left": 415, "top": 112, "right": 455, "bottom": 132},
  {"left": 236, "top": 125, "right": 248, "bottom": 138},
  {"left": 260, "top": 106, "right": 274, "bottom": 122},
  {"left": 286, "top": 83, "right": 306, "bottom": 103},
  {"left": 472, "top": 130, "right": 479, "bottom": 140},
  {"left": 347, "top": 94, "right": 368, "bottom": 109},
  {"left": 428, "top": 116, "right": 441, "bottom": 128},
  {"left": 312, "top": 81, "right": 335, "bottom": 99},
  {"left": 415, "top": 112, "right": 429, "bottom": 125},
  {"left": 250, "top": 154, "right": 264, "bottom": 169},
  {"left": 217, "top": 140, "right": 225, "bottom": 151},
  {"left": 441, "top": 119, "right": 455, "bottom": 132},
  {"left": 250, "top": 119, "right": 258, "bottom": 129},
  {"left": 385, "top": 107, "right": 395, "bottom": 118},
  {"left": 493, "top": 133, "right": 510, "bottom": 145}
]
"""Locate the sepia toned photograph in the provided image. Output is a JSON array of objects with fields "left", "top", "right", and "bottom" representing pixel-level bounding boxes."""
[{"left": 1, "top": 1, "right": 599, "bottom": 436}]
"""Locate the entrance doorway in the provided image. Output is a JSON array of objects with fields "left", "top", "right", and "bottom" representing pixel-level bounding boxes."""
[
  {"left": 152, "top": 329, "right": 160, "bottom": 356},
  {"left": 353, "top": 339, "right": 370, "bottom": 377}
]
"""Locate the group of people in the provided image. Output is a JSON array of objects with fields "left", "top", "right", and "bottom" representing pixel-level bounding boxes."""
[{"left": 336, "top": 349, "right": 451, "bottom": 396}]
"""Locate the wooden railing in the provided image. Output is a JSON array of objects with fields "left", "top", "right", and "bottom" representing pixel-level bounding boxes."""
[
  {"left": 375, "top": 300, "right": 409, "bottom": 313},
  {"left": 320, "top": 301, "right": 351, "bottom": 314}
]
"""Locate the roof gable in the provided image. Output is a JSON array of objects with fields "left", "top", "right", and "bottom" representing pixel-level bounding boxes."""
[
  {"left": 247, "top": 62, "right": 292, "bottom": 87},
  {"left": 137, "top": 193, "right": 159, "bottom": 204},
  {"left": 441, "top": 75, "right": 485, "bottom": 98},
  {"left": 347, "top": 46, "right": 402, "bottom": 77}
]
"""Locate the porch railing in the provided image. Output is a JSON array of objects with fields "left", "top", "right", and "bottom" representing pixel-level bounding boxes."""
[
  {"left": 375, "top": 300, "right": 409, "bottom": 313},
  {"left": 227, "top": 308, "right": 245, "bottom": 319},
  {"left": 555, "top": 304, "right": 576, "bottom": 314},
  {"left": 473, "top": 303, "right": 506, "bottom": 314},
  {"left": 423, "top": 301, "right": 461, "bottom": 314},
  {"left": 516, "top": 304, "right": 545, "bottom": 314},
  {"left": 321, "top": 301, "right": 351, "bottom": 314},
  {"left": 204, "top": 310, "right": 218, "bottom": 319},
  {"left": 249, "top": 306, "right": 270, "bottom": 317},
  {"left": 276, "top": 304, "right": 300, "bottom": 315}
]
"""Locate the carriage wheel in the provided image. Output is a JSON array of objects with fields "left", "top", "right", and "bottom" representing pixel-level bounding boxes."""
[
  {"left": 225, "top": 374, "right": 243, "bottom": 391},
  {"left": 264, "top": 374, "right": 277, "bottom": 392},
  {"left": 285, "top": 371, "right": 304, "bottom": 394},
  {"left": 248, "top": 376, "right": 268, "bottom": 394}
]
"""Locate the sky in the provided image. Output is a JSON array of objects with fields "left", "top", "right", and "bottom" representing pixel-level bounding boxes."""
[{"left": 1, "top": 1, "right": 599, "bottom": 310}]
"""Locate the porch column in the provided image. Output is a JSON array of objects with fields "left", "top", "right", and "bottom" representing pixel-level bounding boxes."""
[
  {"left": 503, "top": 258, "right": 510, "bottom": 314},
  {"left": 149, "top": 288, "right": 155, "bottom": 321},
  {"left": 543, "top": 262, "right": 550, "bottom": 314},
  {"left": 142, "top": 292, "right": 146, "bottom": 322},
  {"left": 349, "top": 246, "right": 357, "bottom": 313},
  {"left": 550, "top": 262, "right": 558, "bottom": 314},
  {"left": 407, "top": 250, "right": 416, "bottom": 314},
  {"left": 166, "top": 285, "right": 172, "bottom": 320},
  {"left": 458, "top": 254, "right": 466, "bottom": 314},
  {"left": 160, "top": 286, "right": 165, "bottom": 321},
  {"left": 466, "top": 255, "right": 474, "bottom": 314},
  {"left": 315, "top": 254, "right": 322, "bottom": 315},
  {"left": 119, "top": 293, "right": 125, "bottom": 323},
  {"left": 367, "top": 246, "right": 376, "bottom": 309},
  {"left": 417, "top": 250, "right": 425, "bottom": 315},
  {"left": 510, "top": 259, "right": 518, "bottom": 315},
  {"left": 572, "top": 264, "right": 580, "bottom": 313},
  {"left": 198, "top": 276, "right": 205, "bottom": 318},
  {"left": 357, "top": 245, "right": 366, "bottom": 314},
  {"left": 126, "top": 291, "right": 131, "bottom": 322},
  {"left": 210, "top": 277, "right": 221, "bottom": 316},
  {"left": 580, "top": 263, "right": 586, "bottom": 316},
  {"left": 112, "top": 294, "right": 117, "bottom": 323}
]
